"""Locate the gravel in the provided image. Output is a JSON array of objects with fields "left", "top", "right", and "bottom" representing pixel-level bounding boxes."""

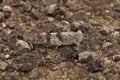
[{"left": 0, "top": 0, "right": 120, "bottom": 80}]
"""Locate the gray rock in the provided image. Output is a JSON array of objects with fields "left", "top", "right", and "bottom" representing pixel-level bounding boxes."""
[
  {"left": 72, "top": 30, "right": 83, "bottom": 45},
  {"left": 61, "top": 30, "right": 83, "bottom": 46},
  {"left": 60, "top": 31, "right": 75, "bottom": 45},
  {"left": 50, "top": 30, "right": 83, "bottom": 46},
  {"left": 87, "top": 55, "right": 103, "bottom": 72},
  {"left": 0, "top": 61, "right": 8, "bottom": 70},
  {"left": 16, "top": 39, "right": 32, "bottom": 51},
  {"left": 24, "top": 30, "right": 83, "bottom": 46},
  {"left": 78, "top": 51, "right": 98, "bottom": 62},
  {"left": 50, "top": 32, "right": 62, "bottom": 46}
]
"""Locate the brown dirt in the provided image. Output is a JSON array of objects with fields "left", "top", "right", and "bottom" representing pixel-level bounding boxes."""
[{"left": 0, "top": 0, "right": 120, "bottom": 80}]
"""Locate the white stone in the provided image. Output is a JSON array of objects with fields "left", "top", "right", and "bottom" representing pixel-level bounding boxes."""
[
  {"left": 3, "top": 5, "right": 12, "bottom": 12},
  {"left": 4, "top": 54, "right": 10, "bottom": 59},
  {"left": 16, "top": 39, "right": 31, "bottom": 51}
]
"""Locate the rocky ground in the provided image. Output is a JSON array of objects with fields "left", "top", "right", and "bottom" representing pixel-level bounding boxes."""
[{"left": 0, "top": 0, "right": 120, "bottom": 80}]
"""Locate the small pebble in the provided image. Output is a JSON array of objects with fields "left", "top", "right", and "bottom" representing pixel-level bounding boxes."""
[
  {"left": 60, "top": 30, "right": 83, "bottom": 45},
  {"left": 100, "top": 26, "right": 110, "bottom": 35},
  {"left": 29, "top": 70, "right": 40, "bottom": 79},
  {"left": 2, "top": 23, "right": 6, "bottom": 27},
  {"left": 71, "top": 22, "right": 80, "bottom": 28},
  {"left": 112, "top": 55, "right": 120, "bottom": 61},
  {"left": 3, "top": 47, "right": 9, "bottom": 52},
  {"left": 103, "top": 42, "right": 112, "bottom": 48},
  {"left": 90, "top": 19, "right": 99, "bottom": 25},
  {"left": 59, "top": 61, "right": 73, "bottom": 68},
  {"left": 46, "top": 17, "right": 55, "bottom": 22},
  {"left": 16, "top": 39, "right": 32, "bottom": 51},
  {"left": 65, "top": 11, "right": 73, "bottom": 19},
  {"left": 78, "top": 51, "right": 98, "bottom": 62},
  {"left": 111, "top": 31, "right": 120, "bottom": 38},
  {"left": 61, "top": 20, "right": 71, "bottom": 31},
  {"left": 19, "top": 63, "right": 33, "bottom": 73},
  {"left": 50, "top": 32, "right": 62, "bottom": 46},
  {"left": 53, "top": 7, "right": 65, "bottom": 20},
  {"left": 31, "top": 9, "right": 41, "bottom": 19},
  {"left": 21, "top": 1, "right": 32, "bottom": 12},
  {"left": 40, "top": 32, "right": 47, "bottom": 43},
  {"left": 87, "top": 55, "right": 103, "bottom": 72},
  {"left": 46, "top": 4, "right": 57, "bottom": 14},
  {"left": 0, "top": 61, "right": 8, "bottom": 70},
  {"left": 3, "top": 5, "right": 12, "bottom": 12},
  {"left": 4, "top": 54, "right": 10, "bottom": 59},
  {"left": 6, "top": 22, "right": 17, "bottom": 29}
]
